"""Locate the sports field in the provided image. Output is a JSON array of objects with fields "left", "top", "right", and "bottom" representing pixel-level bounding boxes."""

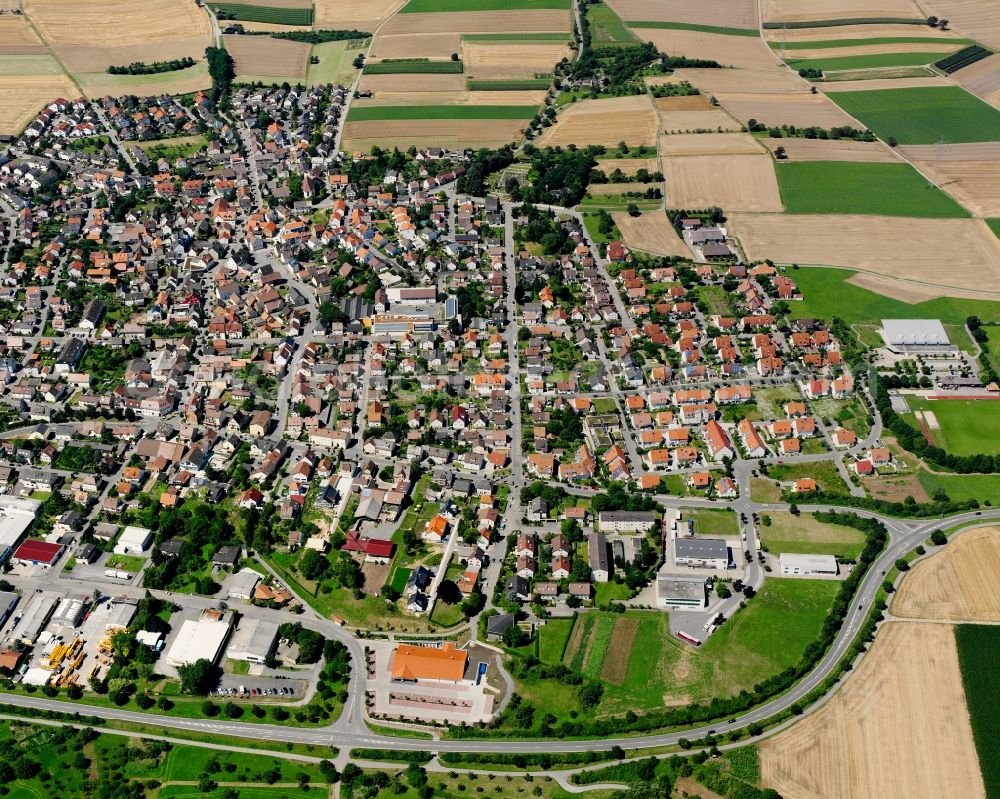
[
  {"left": 903, "top": 397, "right": 1000, "bottom": 455},
  {"left": 401, "top": 0, "right": 569, "bottom": 10},
  {"left": 759, "top": 511, "right": 866, "bottom": 558},
  {"left": 775, "top": 161, "right": 969, "bottom": 217},
  {"left": 761, "top": 622, "right": 986, "bottom": 799},
  {"left": 827, "top": 86, "right": 1000, "bottom": 144}
]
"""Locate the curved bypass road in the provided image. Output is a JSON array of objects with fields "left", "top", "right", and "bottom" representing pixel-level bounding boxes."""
[{"left": 3, "top": 509, "right": 997, "bottom": 753}]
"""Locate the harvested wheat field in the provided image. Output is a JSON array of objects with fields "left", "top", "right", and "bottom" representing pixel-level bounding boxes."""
[
  {"left": 909, "top": 159, "right": 1000, "bottom": 216},
  {"left": 763, "top": 22, "right": 964, "bottom": 42},
  {"left": 846, "top": 272, "right": 971, "bottom": 302},
  {"left": 760, "top": 622, "right": 985, "bottom": 799},
  {"left": 539, "top": 95, "right": 657, "bottom": 147},
  {"left": 761, "top": 0, "right": 925, "bottom": 24},
  {"left": 761, "top": 137, "right": 899, "bottom": 162},
  {"left": 613, "top": 210, "right": 690, "bottom": 257},
  {"left": 729, "top": 214, "right": 1000, "bottom": 294},
  {"left": 637, "top": 29, "right": 779, "bottom": 70},
  {"left": 661, "top": 108, "right": 741, "bottom": 133},
  {"left": 25, "top": 0, "right": 211, "bottom": 72},
  {"left": 950, "top": 53, "right": 1000, "bottom": 108},
  {"left": 0, "top": 16, "right": 47, "bottom": 54},
  {"left": 379, "top": 10, "right": 570, "bottom": 35},
  {"left": 356, "top": 89, "right": 544, "bottom": 105},
  {"left": 589, "top": 182, "right": 651, "bottom": 195},
  {"left": 315, "top": 0, "right": 407, "bottom": 30},
  {"left": 342, "top": 118, "right": 526, "bottom": 150},
  {"left": 224, "top": 35, "right": 309, "bottom": 79},
  {"left": 659, "top": 132, "right": 764, "bottom": 156},
  {"left": 817, "top": 75, "right": 950, "bottom": 91},
  {"left": 604, "top": 0, "right": 758, "bottom": 28},
  {"left": 0, "top": 73, "right": 76, "bottom": 135},
  {"left": 716, "top": 91, "right": 858, "bottom": 127},
  {"left": 370, "top": 33, "right": 461, "bottom": 60},
  {"left": 462, "top": 41, "right": 570, "bottom": 77},
  {"left": 654, "top": 95, "right": 713, "bottom": 111},
  {"left": 664, "top": 154, "right": 782, "bottom": 211},
  {"left": 789, "top": 41, "right": 963, "bottom": 59},
  {"left": 900, "top": 141, "right": 1000, "bottom": 161},
  {"left": 234, "top": 20, "right": 313, "bottom": 33},
  {"left": 921, "top": 0, "right": 1000, "bottom": 50},
  {"left": 359, "top": 73, "right": 466, "bottom": 94},
  {"left": 597, "top": 158, "right": 659, "bottom": 176},
  {"left": 893, "top": 527, "right": 1000, "bottom": 620},
  {"left": 675, "top": 67, "right": 806, "bottom": 94}
]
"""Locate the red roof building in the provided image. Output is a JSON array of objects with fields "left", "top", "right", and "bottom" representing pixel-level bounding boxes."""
[{"left": 12, "top": 540, "right": 63, "bottom": 567}]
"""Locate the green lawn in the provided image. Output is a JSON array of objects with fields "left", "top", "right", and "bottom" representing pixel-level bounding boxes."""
[
  {"left": 826, "top": 86, "right": 1000, "bottom": 144},
  {"left": 627, "top": 20, "right": 757, "bottom": 36},
  {"left": 594, "top": 580, "right": 633, "bottom": 605},
  {"left": 136, "top": 134, "right": 207, "bottom": 161},
  {"left": 985, "top": 326, "right": 1000, "bottom": 372},
  {"left": 772, "top": 36, "right": 972, "bottom": 50},
  {"left": 787, "top": 51, "right": 950, "bottom": 71},
  {"left": 775, "top": 161, "right": 968, "bottom": 217},
  {"left": 105, "top": 554, "right": 147, "bottom": 573},
  {"left": 918, "top": 471, "right": 1000, "bottom": 504},
  {"left": 902, "top": 397, "right": 1000, "bottom": 455},
  {"left": 787, "top": 267, "right": 1000, "bottom": 326},
  {"left": 347, "top": 104, "right": 538, "bottom": 121},
  {"left": 759, "top": 511, "right": 866, "bottom": 558},
  {"left": 955, "top": 625, "right": 1000, "bottom": 799},
  {"left": 401, "top": 0, "right": 569, "bottom": 10},
  {"left": 588, "top": 2, "right": 639, "bottom": 47},
  {"left": 689, "top": 508, "right": 740, "bottom": 535},
  {"left": 308, "top": 39, "right": 367, "bottom": 86}
]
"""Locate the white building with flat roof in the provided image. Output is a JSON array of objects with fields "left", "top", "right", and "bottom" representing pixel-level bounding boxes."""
[
  {"left": 656, "top": 574, "right": 708, "bottom": 608},
  {"left": 114, "top": 525, "right": 153, "bottom": 555},
  {"left": 882, "top": 319, "right": 951, "bottom": 349},
  {"left": 226, "top": 618, "right": 279, "bottom": 664},
  {"left": 0, "top": 495, "right": 42, "bottom": 563},
  {"left": 164, "top": 610, "right": 234, "bottom": 666},
  {"left": 673, "top": 538, "right": 729, "bottom": 570},
  {"left": 780, "top": 553, "right": 838, "bottom": 577}
]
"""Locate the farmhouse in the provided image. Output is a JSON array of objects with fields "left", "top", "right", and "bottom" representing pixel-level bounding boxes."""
[
  {"left": 780, "top": 553, "right": 839, "bottom": 577},
  {"left": 656, "top": 574, "right": 708, "bottom": 608},
  {"left": 598, "top": 510, "right": 658, "bottom": 533},
  {"left": 673, "top": 538, "right": 729, "bottom": 570},
  {"left": 390, "top": 642, "right": 469, "bottom": 684}
]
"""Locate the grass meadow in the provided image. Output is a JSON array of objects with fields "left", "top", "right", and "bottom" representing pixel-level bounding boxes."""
[
  {"left": 955, "top": 624, "right": 1000, "bottom": 798},
  {"left": 775, "top": 161, "right": 968, "bottom": 217},
  {"left": 759, "top": 511, "right": 866, "bottom": 558},
  {"left": 826, "top": 86, "right": 1000, "bottom": 144},
  {"left": 918, "top": 471, "right": 1000, "bottom": 504},
  {"left": 588, "top": 2, "right": 639, "bottom": 47}
]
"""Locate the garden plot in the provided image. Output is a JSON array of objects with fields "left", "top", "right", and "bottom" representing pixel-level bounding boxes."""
[
  {"left": 224, "top": 34, "right": 310, "bottom": 79},
  {"left": 761, "top": 137, "right": 900, "bottom": 161},
  {"left": 729, "top": 213, "right": 1000, "bottom": 295},
  {"left": 716, "top": 91, "right": 859, "bottom": 127},
  {"left": 603, "top": 0, "right": 758, "bottom": 28},
  {"left": 538, "top": 95, "right": 658, "bottom": 147},
  {"left": 612, "top": 210, "right": 691, "bottom": 257},
  {"left": 760, "top": 622, "right": 985, "bottom": 799},
  {"left": 663, "top": 154, "right": 783, "bottom": 211}
]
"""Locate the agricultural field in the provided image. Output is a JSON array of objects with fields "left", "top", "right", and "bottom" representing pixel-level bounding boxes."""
[
  {"left": 604, "top": 0, "right": 759, "bottom": 29},
  {"left": 400, "top": 0, "right": 570, "bottom": 10},
  {"left": 370, "top": 32, "right": 460, "bottom": 59},
  {"left": 893, "top": 526, "right": 1000, "bottom": 621},
  {"left": 379, "top": 9, "right": 571, "bottom": 34},
  {"left": 342, "top": 104, "right": 534, "bottom": 150},
  {"left": 611, "top": 210, "right": 690, "bottom": 256},
  {"left": 314, "top": 0, "right": 406, "bottom": 30},
  {"left": 663, "top": 154, "right": 783, "bottom": 212},
  {"left": 76, "top": 62, "right": 212, "bottom": 98},
  {"left": 775, "top": 161, "right": 969, "bottom": 217},
  {"left": 901, "top": 397, "right": 1000, "bottom": 455},
  {"left": 635, "top": 26, "right": 779, "bottom": 69},
  {"left": 758, "top": 511, "right": 866, "bottom": 558},
  {"left": 660, "top": 131, "right": 764, "bottom": 155},
  {"left": 25, "top": 0, "right": 213, "bottom": 73},
  {"left": 785, "top": 47, "right": 962, "bottom": 72},
  {"left": 760, "top": 0, "right": 926, "bottom": 24},
  {"left": 0, "top": 74, "right": 76, "bottom": 136},
  {"left": 539, "top": 95, "right": 658, "bottom": 147},
  {"left": 364, "top": 60, "right": 464, "bottom": 74},
  {"left": 308, "top": 39, "right": 368, "bottom": 86},
  {"left": 676, "top": 66, "right": 806, "bottom": 94},
  {"left": 950, "top": 52, "right": 1000, "bottom": 109},
  {"left": 922, "top": 0, "right": 1000, "bottom": 50},
  {"left": 461, "top": 40, "right": 570, "bottom": 78},
  {"left": 714, "top": 90, "right": 860, "bottom": 127},
  {"left": 761, "top": 622, "right": 985, "bottom": 799},
  {"left": 728, "top": 213, "right": 1000, "bottom": 296},
  {"left": 905, "top": 156, "right": 1000, "bottom": 217},
  {"left": 209, "top": 1, "right": 314, "bottom": 26},
  {"left": 0, "top": 15, "right": 47, "bottom": 54},
  {"left": 955, "top": 624, "right": 1000, "bottom": 798},
  {"left": 762, "top": 137, "right": 899, "bottom": 162},
  {"left": 660, "top": 107, "right": 742, "bottom": 133},
  {"left": 827, "top": 86, "right": 1000, "bottom": 144},
  {"left": 224, "top": 34, "right": 311, "bottom": 80}
]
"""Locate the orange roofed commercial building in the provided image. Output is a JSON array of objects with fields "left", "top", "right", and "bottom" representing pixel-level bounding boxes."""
[{"left": 390, "top": 643, "right": 468, "bottom": 683}]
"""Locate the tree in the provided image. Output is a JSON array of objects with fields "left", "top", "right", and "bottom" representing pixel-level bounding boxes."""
[
  {"left": 930, "top": 529, "right": 947, "bottom": 546},
  {"left": 774, "top": 145, "right": 787, "bottom": 160},
  {"left": 299, "top": 548, "right": 329, "bottom": 581},
  {"left": 178, "top": 659, "right": 219, "bottom": 695},
  {"left": 626, "top": 203, "right": 641, "bottom": 217}
]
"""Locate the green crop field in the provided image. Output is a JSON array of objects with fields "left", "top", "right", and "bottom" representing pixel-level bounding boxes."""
[
  {"left": 987, "top": 218, "right": 1000, "bottom": 241},
  {"left": 902, "top": 397, "right": 1000, "bottom": 455},
  {"left": 467, "top": 78, "right": 552, "bottom": 89},
  {"left": 364, "top": 60, "right": 464, "bottom": 74},
  {"left": 775, "top": 161, "right": 968, "bottom": 217},
  {"left": 772, "top": 36, "right": 972, "bottom": 50},
  {"left": 401, "top": 0, "right": 569, "bottom": 11},
  {"left": 787, "top": 51, "right": 948, "bottom": 71},
  {"left": 826, "top": 86, "right": 1000, "bottom": 144},
  {"left": 626, "top": 20, "right": 757, "bottom": 36},
  {"left": 955, "top": 624, "right": 1000, "bottom": 798},
  {"left": 787, "top": 267, "right": 1000, "bottom": 326},
  {"left": 208, "top": 2, "right": 313, "bottom": 25},
  {"left": 588, "top": 2, "right": 639, "bottom": 47},
  {"left": 759, "top": 511, "right": 866, "bottom": 558},
  {"left": 918, "top": 471, "right": 1000, "bottom": 503},
  {"left": 347, "top": 104, "right": 537, "bottom": 121}
]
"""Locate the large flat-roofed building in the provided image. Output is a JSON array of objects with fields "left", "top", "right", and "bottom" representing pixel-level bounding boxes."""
[
  {"left": 0, "top": 496, "right": 41, "bottom": 563},
  {"left": 164, "top": 609, "right": 234, "bottom": 667},
  {"left": 226, "top": 618, "right": 279, "bottom": 664},
  {"left": 11, "top": 539, "right": 63, "bottom": 568},
  {"left": 882, "top": 319, "right": 952, "bottom": 350},
  {"left": 673, "top": 538, "right": 729, "bottom": 570},
  {"left": 598, "top": 511, "right": 658, "bottom": 534},
  {"left": 656, "top": 574, "right": 708, "bottom": 608},
  {"left": 114, "top": 525, "right": 152, "bottom": 555},
  {"left": 390, "top": 642, "right": 468, "bottom": 683},
  {"left": 0, "top": 591, "right": 18, "bottom": 628},
  {"left": 780, "top": 553, "right": 839, "bottom": 577},
  {"left": 3, "top": 592, "right": 58, "bottom": 646}
]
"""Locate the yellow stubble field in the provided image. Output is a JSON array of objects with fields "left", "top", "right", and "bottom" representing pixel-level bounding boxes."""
[
  {"left": 0, "top": 73, "right": 76, "bottom": 135},
  {"left": 314, "top": 0, "right": 408, "bottom": 31},
  {"left": 603, "top": 0, "right": 758, "bottom": 28},
  {"left": 761, "top": 0, "right": 925, "bottom": 24},
  {"left": 662, "top": 153, "right": 783, "bottom": 211},
  {"left": 538, "top": 95, "right": 657, "bottom": 147},
  {"left": 612, "top": 210, "right": 690, "bottom": 257}
]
